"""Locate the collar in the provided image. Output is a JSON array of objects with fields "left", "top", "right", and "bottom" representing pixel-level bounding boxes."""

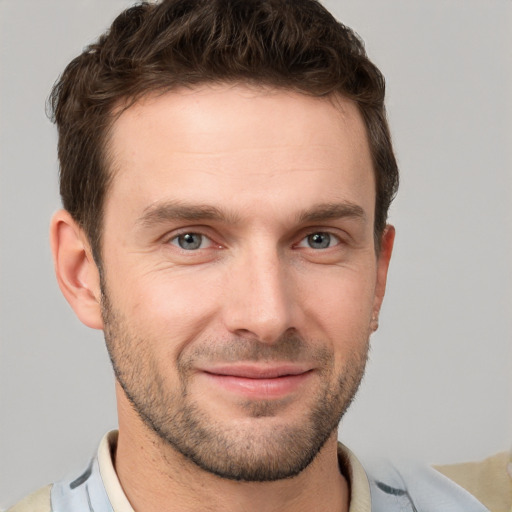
[
  {"left": 97, "top": 431, "right": 372, "bottom": 512},
  {"left": 51, "top": 430, "right": 493, "bottom": 512}
]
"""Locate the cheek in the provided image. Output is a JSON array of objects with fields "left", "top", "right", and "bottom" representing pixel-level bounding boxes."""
[
  {"left": 298, "top": 265, "right": 377, "bottom": 341},
  {"left": 120, "top": 268, "right": 225, "bottom": 347}
]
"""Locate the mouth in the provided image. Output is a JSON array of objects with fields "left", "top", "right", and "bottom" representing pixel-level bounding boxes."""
[{"left": 198, "top": 364, "right": 314, "bottom": 399}]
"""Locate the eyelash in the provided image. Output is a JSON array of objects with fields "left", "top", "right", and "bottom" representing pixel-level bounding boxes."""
[
  {"left": 295, "top": 232, "right": 342, "bottom": 250},
  {"left": 167, "top": 231, "right": 217, "bottom": 251},
  {"left": 166, "top": 229, "right": 344, "bottom": 252}
]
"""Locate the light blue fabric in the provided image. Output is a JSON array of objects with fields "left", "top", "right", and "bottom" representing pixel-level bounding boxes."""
[
  {"left": 51, "top": 456, "right": 113, "bottom": 512},
  {"left": 365, "top": 458, "right": 490, "bottom": 512},
  {"left": 50, "top": 451, "right": 490, "bottom": 511}
]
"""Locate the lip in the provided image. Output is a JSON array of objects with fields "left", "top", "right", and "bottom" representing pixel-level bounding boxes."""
[{"left": 198, "top": 364, "right": 313, "bottom": 399}]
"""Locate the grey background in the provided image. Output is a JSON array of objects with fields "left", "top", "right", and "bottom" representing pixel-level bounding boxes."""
[{"left": 1, "top": 0, "right": 511, "bottom": 507}]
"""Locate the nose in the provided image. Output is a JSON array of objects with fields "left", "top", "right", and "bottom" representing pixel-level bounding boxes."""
[{"left": 222, "top": 245, "right": 297, "bottom": 344}]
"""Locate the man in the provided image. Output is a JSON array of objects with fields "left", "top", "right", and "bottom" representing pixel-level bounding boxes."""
[{"left": 7, "top": 1, "right": 501, "bottom": 511}]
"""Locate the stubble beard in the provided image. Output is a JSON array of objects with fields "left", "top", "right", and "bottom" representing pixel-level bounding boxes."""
[{"left": 101, "top": 288, "right": 369, "bottom": 482}]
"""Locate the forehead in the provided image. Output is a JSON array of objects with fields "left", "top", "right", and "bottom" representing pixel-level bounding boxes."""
[{"left": 105, "top": 84, "right": 375, "bottom": 224}]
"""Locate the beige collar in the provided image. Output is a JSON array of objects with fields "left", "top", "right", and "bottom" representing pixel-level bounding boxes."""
[{"left": 97, "top": 430, "right": 371, "bottom": 512}]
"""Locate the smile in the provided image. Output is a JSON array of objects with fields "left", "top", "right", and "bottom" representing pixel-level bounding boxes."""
[{"left": 198, "top": 364, "right": 314, "bottom": 399}]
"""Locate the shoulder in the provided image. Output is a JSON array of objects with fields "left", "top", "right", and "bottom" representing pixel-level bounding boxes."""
[
  {"left": 338, "top": 443, "right": 491, "bottom": 512},
  {"left": 435, "top": 452, "right": 512, "bottom": 512},
  {"left": 363, "top": 457, "right": 492, "bottom": 511},
  {"left": 6, "top": 485, "right": 52, "bottom": 512}
]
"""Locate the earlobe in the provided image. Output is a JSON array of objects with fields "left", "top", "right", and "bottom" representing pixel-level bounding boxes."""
[
  {"left": 50, "top": 210, "right": 104, "bottom": 330},
  {"left": 372, "top": 225, "right": 395, "bottom": 328}
]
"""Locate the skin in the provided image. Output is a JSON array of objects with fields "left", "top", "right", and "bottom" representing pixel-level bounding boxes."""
[{"left": 51, "top": 84, "right": 394, "bottom": 512}]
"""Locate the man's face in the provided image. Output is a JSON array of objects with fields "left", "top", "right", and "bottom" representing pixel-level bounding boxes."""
[{"left": 99, "top": 84, "right": 392, "bottom": 481}]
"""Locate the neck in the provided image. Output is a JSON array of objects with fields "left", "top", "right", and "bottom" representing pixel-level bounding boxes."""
[{"left": 115, "top": 390, "right": 349, "bottom": 512}]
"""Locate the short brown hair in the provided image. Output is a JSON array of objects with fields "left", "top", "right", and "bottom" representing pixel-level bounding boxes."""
[{"left": 49, "top": 0, "right": 398, "bottom": 263}]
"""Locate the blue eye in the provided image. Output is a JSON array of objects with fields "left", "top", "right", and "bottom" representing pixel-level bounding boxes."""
[
  {"left": 171, "top": 233, "right": 206, "bottom": 250},
  {"left": 299, "top": 232, "right": 338, "bottom": 249},
  {"left": 308, "top": 233, "right": 331, "bottom": 249}
]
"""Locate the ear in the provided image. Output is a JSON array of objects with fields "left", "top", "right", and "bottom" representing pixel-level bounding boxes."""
[
  {"left": 371, "top": 225, "right": 395, "bottom": 331},
  {"left": 50, "top": 210, "right": 104, "bottom": 330}
]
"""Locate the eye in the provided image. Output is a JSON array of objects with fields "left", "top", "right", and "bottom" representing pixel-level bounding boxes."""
[
  {"left": 298, "top": 232, "right": 340, "bottom": 249},
  {"left": 170, "top": 232, "right": 211, "bottom": 250}
]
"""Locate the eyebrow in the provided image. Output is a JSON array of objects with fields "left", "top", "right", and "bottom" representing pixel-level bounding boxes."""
[
  {"left": 297, "top": 202, "right": 366, "bottom": 223},
  {"left": 137, "top": 201, "right": 241, "bottom": 227},
  {"left": 136, "top": 200, "right": 366, "bottom": 228}
]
